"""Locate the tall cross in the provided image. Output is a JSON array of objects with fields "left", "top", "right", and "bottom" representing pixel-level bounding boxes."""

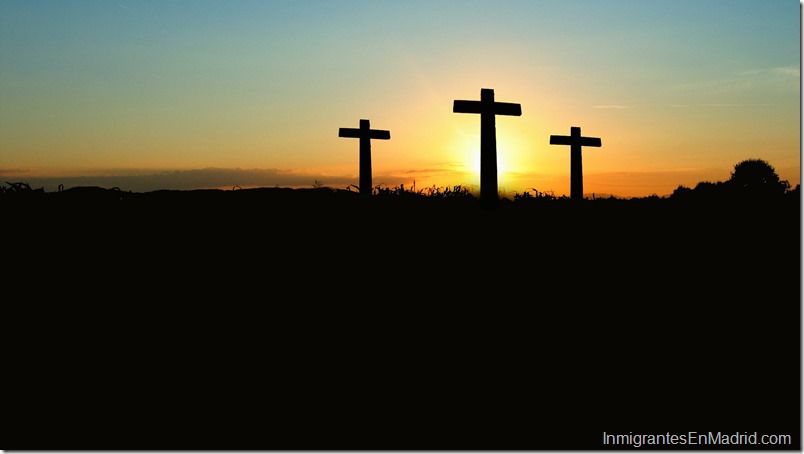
[
  {"left": 453, "top": 88, "right": 522, "bottom": 206},
  {"left": 549, "top": 126, "right": 602, "bottom": 200},
  {"left": 339, "top": 119, "right": 390, "bottom": 195}
]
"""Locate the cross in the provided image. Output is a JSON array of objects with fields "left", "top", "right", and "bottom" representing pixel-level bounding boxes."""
[
  {"left": 453, "top": 88, "right": 522, "bottom": 206},
  {"left": 339, "top": 119, "right": 390, "bottom": 195},
  {"left": 549, "top": 126, "right": 602, "bottom": 200}
]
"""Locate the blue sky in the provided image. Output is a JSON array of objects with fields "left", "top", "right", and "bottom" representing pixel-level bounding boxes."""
[{"left": 1, "top": 0, "right": 799, "bottom": 197}]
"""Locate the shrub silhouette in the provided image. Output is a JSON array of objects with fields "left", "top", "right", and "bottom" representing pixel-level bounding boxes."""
[{"left": 726, "top": 158, "right": 790, "bottom": 199}]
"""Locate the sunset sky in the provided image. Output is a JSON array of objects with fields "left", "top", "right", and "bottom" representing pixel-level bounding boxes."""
[{"left": 1, "top": 0, "right": 800, "bottom": 198}]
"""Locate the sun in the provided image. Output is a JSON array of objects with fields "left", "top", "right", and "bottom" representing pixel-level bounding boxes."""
[
  {"left": 446, "top": 118, "right": 538, "bottom": 193},
  {"left": 458, "top": 134, "right": 521, "bottom": 173}
]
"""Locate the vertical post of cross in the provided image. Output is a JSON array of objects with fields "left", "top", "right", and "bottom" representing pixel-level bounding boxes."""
[
  {"left": 453, "top": 88, "right": 522, "bottom": 207},
  {"left": 339, "top": 119, "right": 391, "bottom": 195},
  {"left": 549, "top": 126, "right": 602, "bottom": 200}
]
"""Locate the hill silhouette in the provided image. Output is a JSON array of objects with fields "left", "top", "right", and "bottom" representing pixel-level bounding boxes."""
[{"left": 3, "top": 160, "right": 800, "bottom": 450}]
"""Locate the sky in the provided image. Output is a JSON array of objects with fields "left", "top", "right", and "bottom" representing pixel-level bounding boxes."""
[{"left": 0, "top": 0, "right": 800, "bottom": 198}]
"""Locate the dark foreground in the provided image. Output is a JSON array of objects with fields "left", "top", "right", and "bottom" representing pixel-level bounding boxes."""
[{"left": 6, "top": 186, "right": 801, "bottom": 450}]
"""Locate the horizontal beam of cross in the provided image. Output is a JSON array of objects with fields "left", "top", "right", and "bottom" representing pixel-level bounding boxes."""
[
  {"left": 453, "top": 100, "right": 522, "bottom": 116},
  {"left": 453, "top": 88, "right": 522, "bottom": 117},
  {"left": 339, "top": 119, "right": 390, "bottom": 140},
  {"left": 339, "top": 129, "right": 390, "bottom": 139},
  {"left": 550, "top": 133, "right": 600, "bottom": 148}
]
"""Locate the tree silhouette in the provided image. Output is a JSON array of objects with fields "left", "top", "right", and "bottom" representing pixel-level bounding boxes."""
[
  {"left": 670, "top": 158, "right": 794, "bottom": 204},
  {"left": 726, "top": 158, "right": 790, "bottom": 198}
]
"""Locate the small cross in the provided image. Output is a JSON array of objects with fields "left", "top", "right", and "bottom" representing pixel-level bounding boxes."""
[
  {"left": 453, "top": 88, "right": 522, "bottom": 207},
  {"left": 549, "top": 126, "right": 602, "bottom": 200},
  {"left": 339, "top": 119, "right": 391, "bottom": 195}
]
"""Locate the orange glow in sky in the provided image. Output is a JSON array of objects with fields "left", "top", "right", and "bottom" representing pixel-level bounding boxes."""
[{"left": 0, "top": 0, "right": 799, "bottom": 198}]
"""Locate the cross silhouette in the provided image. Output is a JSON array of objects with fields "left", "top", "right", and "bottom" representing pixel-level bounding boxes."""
[
  {"left": 549, "top": 126, "right": 602, "bottom": 200},
  {"left": 453, "top": 88, "right": 522, "bottom": 206},
  {"left": 339, "top": 119, "right": 391, "bottom": 195}
]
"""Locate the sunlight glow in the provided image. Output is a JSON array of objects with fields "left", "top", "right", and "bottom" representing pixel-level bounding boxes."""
[{"left": 0, "top": 0, "right": 797, "bottom": 197}]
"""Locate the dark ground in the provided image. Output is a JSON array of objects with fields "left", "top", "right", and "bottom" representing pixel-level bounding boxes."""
[{"left": 5, "top": 186, "right": 801, "bottom": 450}]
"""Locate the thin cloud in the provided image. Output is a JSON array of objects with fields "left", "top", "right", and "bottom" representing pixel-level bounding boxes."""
[
  {"left": 2, "top": 168, "right": 359, "bottom": 193},
  {"left": 738, "top": 65, "right": 800, "bottom": 77},
  {"left": 592, "top": 105, "right": 633, "bottom": 109},
  {"left": 667, "top": 65, "right": 799, "bottom": 98},
  {"left": 701, "top": 103, "right": 760, "bottom": 107},
  {"left": 0, "top": 168, "right": 30, "bottom": 175},
  {"left": 667, "top": 103, "right": 768, "bottom": 108},
  {"left": 771, "top": 66, "right": 800, "bottom": 77},
  {"left": 1, "top": 165, "right": 476, "bottom": 193},
  {"left": 398, "top": 168, "right": 461, "bottom": 176}
]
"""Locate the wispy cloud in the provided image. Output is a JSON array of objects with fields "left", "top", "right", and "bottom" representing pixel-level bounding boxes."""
[
  {"left": 666, "top": 65, "right": 800, "bottom": 100},
  {"left": 666, "top": 103, "right": 770, "bottom": 108},
  {"left": 701, "top": 103, "right": 762, "bottom": 107},
  {"left": 737, "top": 65, "right": 800, "bottom": 77},
  {"left": 0, "top": 168, "right": 30, "bottom": 175},
  {"left": 1, "top": 168, "right": 355, "bottom": 193},
  {"left": 1, "top": 167, "right": 468, "bottom": 193},
  {"left": 592, "top": 105, "right": 633, "bottom": 109},
  {"left": 0, "top": 164, "right": 485, "bottom": 195}
]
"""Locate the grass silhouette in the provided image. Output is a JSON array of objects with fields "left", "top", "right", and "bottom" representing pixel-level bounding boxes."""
[{"left": 3, "top": 158, "right": 800, "bottom": 450}]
